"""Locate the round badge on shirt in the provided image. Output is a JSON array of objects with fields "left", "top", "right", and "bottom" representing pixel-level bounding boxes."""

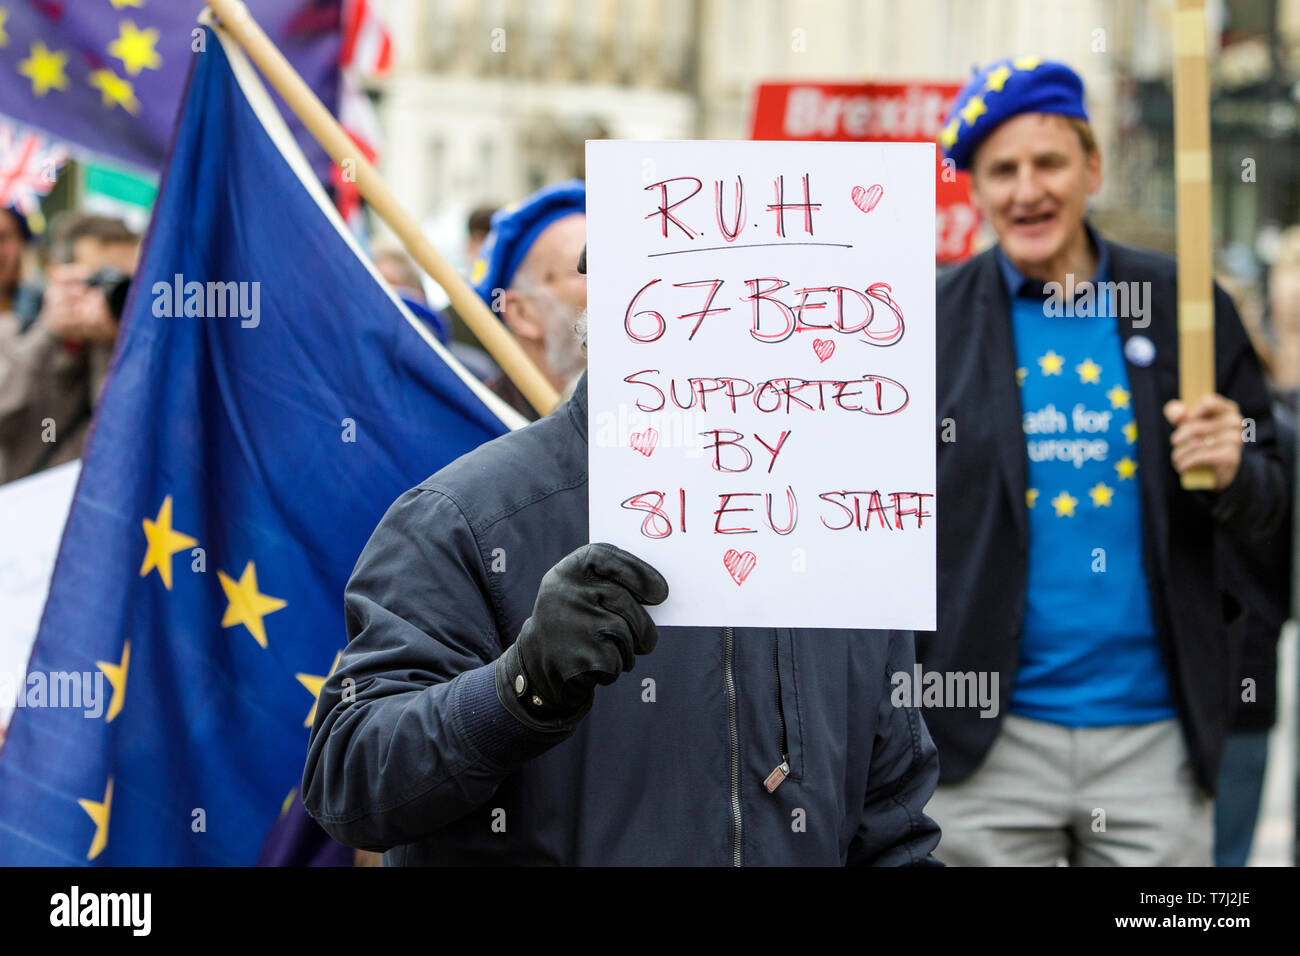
[{"left": 1124, "top": 334, "right": 1156, "bottom": 367}]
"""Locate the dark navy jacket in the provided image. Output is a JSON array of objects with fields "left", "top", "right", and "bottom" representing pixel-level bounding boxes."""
[
  {"left": 923, "top": 238, "right": 1287, "bottom": 793},
  {"left": 302, "top": 374, "right": 942, "bottom": 865}
]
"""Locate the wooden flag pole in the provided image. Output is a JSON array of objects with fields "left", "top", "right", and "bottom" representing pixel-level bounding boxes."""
[
  {"left": 202, "top": 0, "right": 560, "bottom": 417},
  {"left": 1173, "top": 0, "right": 1217, "bottom": 490}
]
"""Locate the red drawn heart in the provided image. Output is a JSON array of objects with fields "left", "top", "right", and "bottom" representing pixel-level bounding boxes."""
[
  {"left": 812, "top": 338, "right": 835, "bottom": 363},
  {"left": 723, "top": 549, "right": 757, "bottom": 586},
  {"left": 851, "top": 184, "right": 884, "bottom": 214},
  {"left": 630, "top": 427, "right": 658, "bottom": 457}
]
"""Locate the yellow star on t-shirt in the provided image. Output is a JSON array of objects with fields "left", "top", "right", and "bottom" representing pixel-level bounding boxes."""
[
  {"left": 1025, "top": 488, "right": 1039, "bottom": 509},
  {"left": 140, "top": 496, "right": 198, "bottom": 590},
  {"left": 18, "top": 41, "right": 70, "bottom": 96},
  {"left": 109, "top": 0, "right": 145, "bottom": 9},
  {"left": 1051, "top": 490, "right": 1078, "bottom": 517},
  {"left": 78, "top": 777, "right": 113, "bottom": 861},
  {"left": 296, "top": 650, "right": 342, "bottom": 728},
  {"left": 1106, "top": 384, "right": 1131, "bottom": 409},
  {"left": 218, "top": 562, "right": 287, "bottom": 649},
  {"left": 108, "top": 20, "right": 162, "bottom": 76},
  {"left": 939, "top": 118, "right": 960, "bottom": 150},
  {"left": 96, "top": 638, "right": 131, "bottom": 723},
  {"left": 0, "top": 9, "right": 10, "bottom": 48},
  {"left": 1016, "top": 366, "right": 1028, "bottom": 386},
  {"left": 1123, "top": 421, "right": 1138, "bottom": 443},
  {"left": 87, "top": 68, "right": 141, "bottom": 113},
  {"left": 960, "top": 95, "right": 988, "bottom": 126},
  {"left": 1115, "top": 456, "right": 1138, "bottom": 480},
  {"left": 1076, "top": 358, "right": 1102, "bottom": 384},
  {"left": 1038, "top": 350, "right": 1065, "bottom": 375},
  {"left": 1014, "top": 55, "right": 1043, "bottom": 71},
  {"left": 984, "top": 64, "right": 1013, "bottom": 93},
  {"left": 1088, "top": 481, "right": 1115, "bottom": 507}
]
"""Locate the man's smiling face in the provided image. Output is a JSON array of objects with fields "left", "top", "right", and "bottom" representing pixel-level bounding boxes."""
[{"left": 968, "top": 112, "right": 1101, "bottom": 278}]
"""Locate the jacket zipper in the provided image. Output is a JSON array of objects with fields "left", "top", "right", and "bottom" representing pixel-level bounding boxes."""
[
  {"left": 724, "top": 626, "right": 741, "bottom": 866},
  {"left": 764, "top": 632, "right": 791, "bottom": 793}
]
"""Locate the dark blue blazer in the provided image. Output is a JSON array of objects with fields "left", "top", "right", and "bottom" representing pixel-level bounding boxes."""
[{"left": 923, "top": 238, "right": 1287, "bottom": 792}]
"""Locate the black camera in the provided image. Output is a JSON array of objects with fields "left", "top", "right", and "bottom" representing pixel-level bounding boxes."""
[{"left": 85, "top": 267, "right": 132, "bottom": 323}]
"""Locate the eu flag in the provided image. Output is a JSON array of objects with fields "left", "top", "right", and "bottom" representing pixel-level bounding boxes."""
[
  {"left": 0, "top": 22, "right": 523, "bottom": 864},
  {"left": 0, "top": 0, "right": 342, "bottom": 174}
]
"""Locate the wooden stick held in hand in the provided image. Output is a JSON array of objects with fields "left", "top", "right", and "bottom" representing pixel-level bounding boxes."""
[{"left": 1172, "top": 0, "right": 1216, "bottom": 490}]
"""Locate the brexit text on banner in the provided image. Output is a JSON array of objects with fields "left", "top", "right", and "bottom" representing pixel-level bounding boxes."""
[
  {"left": 750, "top": 81, "right": 979, "bottom": 264},
  {"left": 586, "top": 140, "right": 936, "bottom": 630},
  {"left": 0, "top": 21, "right": 523, "bottom": 866}
]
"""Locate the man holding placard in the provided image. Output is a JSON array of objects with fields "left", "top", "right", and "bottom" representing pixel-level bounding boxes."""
[
  {"left": 304, "top": 136, "right": 947, "bottom": 864},
  {"left": 923, "top": 58, "right": 1287, "bottom": 865}
]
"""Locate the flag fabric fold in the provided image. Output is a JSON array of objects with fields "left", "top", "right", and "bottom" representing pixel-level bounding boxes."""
[{"left": 0, "top": 19, "right": 523, "bottom": 866}]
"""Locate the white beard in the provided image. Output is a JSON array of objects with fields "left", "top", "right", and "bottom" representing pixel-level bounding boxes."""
[{"left": 536, "top": 294, "right": 587, "bottom": 384}]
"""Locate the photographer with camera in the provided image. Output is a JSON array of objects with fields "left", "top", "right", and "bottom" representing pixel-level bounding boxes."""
[{"left": 0, "top": 213, "right": 138, "bottom": 484}]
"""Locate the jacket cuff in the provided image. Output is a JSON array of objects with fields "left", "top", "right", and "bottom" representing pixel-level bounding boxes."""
[
  {"left": 450, "top": 656, "right": 580, "bottom": 770},
  {"left": 1204, "top": 449, "right": 1262, "bottom": 527}
]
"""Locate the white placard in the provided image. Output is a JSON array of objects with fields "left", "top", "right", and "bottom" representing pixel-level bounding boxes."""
[
  {"left": 0, "top": 461, "right": 80, "bottom": 726},
  {"left": 586, "top": 141, "right": 936, "bottom": 630}
]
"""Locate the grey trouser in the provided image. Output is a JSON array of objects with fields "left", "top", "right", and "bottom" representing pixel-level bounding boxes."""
[{"left": 924, "top": 714, "right": 1214, "bottom": 866}]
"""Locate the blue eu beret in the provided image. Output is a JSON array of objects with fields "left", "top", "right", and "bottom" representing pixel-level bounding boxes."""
[
  {"left": 939, "top": 57, "right": 1088, "bottom": 171},
  {"left": 471, "top": 179, "right": 586, "bottom": 308}
]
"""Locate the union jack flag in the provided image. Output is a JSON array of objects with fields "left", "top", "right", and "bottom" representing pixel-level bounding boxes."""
[{"left": 0, "top": 123, "right": 67, "bottom": 219}]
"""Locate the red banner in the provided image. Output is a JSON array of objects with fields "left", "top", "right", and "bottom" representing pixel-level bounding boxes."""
[{"left": 750, "top": 81, "right": 980, "bottom": 264}]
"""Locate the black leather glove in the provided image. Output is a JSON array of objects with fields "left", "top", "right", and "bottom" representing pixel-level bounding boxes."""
[{"left": 496, "top": 542, "right": 668, "bottom": 729}]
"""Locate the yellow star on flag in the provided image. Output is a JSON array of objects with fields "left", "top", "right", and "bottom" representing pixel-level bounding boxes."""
[
  {"left": 1025, "top": 488, "right": 1039, "bottom": 509},
  {"left": 960, "top": 95, "right": 987, "bottom": 126},
  {"left": 1016, "top": 366, "right": 1028, "bottom": 386},
  {"left": 1038, "top": 350, "right": 1065, "bottom": 375},
  {"left": 1115, "top": 456, "right": 1138, "bottom": 480},
  {"left": 0, "top": 8, "right": 10, "bottom": 48},
  {"left": 96, "top": 639, "right": 131, "bottom": 723},
  {"left": 218, "top": 561, "right": 287, "bottom": 648},
  {"left": 1013, "top": 56, "right": 1043, "bottom": 71},
  {"left": 18, "top": 41, "right": 70, "bottom": 96},
  {"left": 108, "top": 20, "right": 162, "bottom": 75},
  {"left": 1123, "top": 421, "right": 1138, "bottom": 443},
  {"left": 985, "top": 64, "right": 1013, "bottom": 93},
  {"left": 88, "top": 68, "right": 141, "bottom": 114},
  {"left": 939, "top": 118, "right": 960, "bottom": 150},
  {"left": 78, "top": 777, "right": 113, "bottom": 861},
  {"left": 296, "top": 650, "right": 343, "bottom": 728},
  {"left": 140, "top": 496, "right": 198, "bottom": 590},
  {"left": 1051, "top": 490, "right": 1078, "bottom": 517},
  {"left": 1076, "top": 358, "right": 1102, "bottom": 384},
  {"left": 1106, "top": 384, "right": 1131, "bottom": 409},
  {"left": 1089, "top": 481, "right": 1115, "bottom": 507}
]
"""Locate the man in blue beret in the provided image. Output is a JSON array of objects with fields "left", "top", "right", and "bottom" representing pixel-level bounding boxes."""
[
  {"left": 471, "top": 180, "right": 587, "bottom": 420},
  {"left": 922, "top": 57, "right": 1287, "bottom": 865}
]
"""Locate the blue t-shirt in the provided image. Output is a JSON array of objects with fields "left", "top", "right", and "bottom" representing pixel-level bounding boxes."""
[{"left": 1000, "top": 241, "right": 1175, "bottom": 726}]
